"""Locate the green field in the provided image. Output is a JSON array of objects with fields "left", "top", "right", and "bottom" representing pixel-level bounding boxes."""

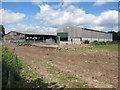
[{"left": 92, "top": 44, "right": 118, "bottom": 51}]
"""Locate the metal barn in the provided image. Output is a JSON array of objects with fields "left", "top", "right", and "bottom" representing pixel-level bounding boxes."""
[{"left": 57, "top": 25, "right": 112, "bottom": 44}]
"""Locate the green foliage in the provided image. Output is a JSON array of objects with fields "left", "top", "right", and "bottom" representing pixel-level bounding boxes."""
[
  {"left": 91, "top": 40, "right": 106, "bottom": 45},
  {"left": 108, "top": 31, "right": 120, "bottom": 42},
  {"left": 17, "top": 42, "right": 32, "bottom": 46},
  {"left": 2, "top": 47, "right": 22, "bottom": 88},
  {"left": 69, "top": 82, "right": 89, "bottom": 88},
  {"left": 83, "top": 40, "right": 89, "bottom": 44},
  {"left": 2, "top": 47, "right": 22, "bottom": 70},
  {"left": 2, "top": 47, "right": 50, "bottom": 88},
  {"left": 93, "top": 43, "right": 118, "bottom": 51},
  {"left": 66, "top": 75, "right": 77, "bottom": 79},
  {"left": 106, "top": 41, "right": 113, "bottom": 44},
  {"left": 90, "top": 41, "right": 118, "bottom": 51}
]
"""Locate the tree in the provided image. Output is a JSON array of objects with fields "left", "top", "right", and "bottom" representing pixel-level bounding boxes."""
[{"left": 108, "top": 31, "right": 120, "bottom": 42}]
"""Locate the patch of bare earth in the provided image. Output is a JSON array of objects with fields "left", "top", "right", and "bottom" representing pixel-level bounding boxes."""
[{"left": 11, "top": 44, "right": 118, "bottom": 88}]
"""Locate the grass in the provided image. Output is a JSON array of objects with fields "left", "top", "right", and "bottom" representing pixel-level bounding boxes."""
[
  {"left": 2, "top": 47, "right": 22, "bottom": 88},
  {"left": 20, "top": 65, "right": 39, "bottom": 80},
  {"left": 62, "top": 43, "right": 118, "bottom": 53},
  {"left": 20, "top": 64, "right": 48, "bottom": 88},
  {"left": 92, "top": 44, "right": 118, "bottom": 51},
  {"left": 37, "top": 59, "right": 89, "bottom": 88}
]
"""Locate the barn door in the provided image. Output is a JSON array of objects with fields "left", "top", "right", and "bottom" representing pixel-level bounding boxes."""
[{"left": 80, "top": 37, "right": 82, "bottom": 41}]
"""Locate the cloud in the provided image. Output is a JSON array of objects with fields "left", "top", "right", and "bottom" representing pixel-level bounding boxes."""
[
  {"left": 34, "top": 4, "right": 95, "bottom": 27},
  {"left": 0, "top": 9, "right": 26, "bottom": 24},
  {"left": 93, "top": 0, "right": 118, "bottom": 6},
  {"left": 94, "top": 10, "right": 118, "bottom": 27},
  {"left": 33, "top": 4, "right": 118, "bottom": 31},
  {"left": 5, "top": 24, "right": 57, "bottom": 34}
]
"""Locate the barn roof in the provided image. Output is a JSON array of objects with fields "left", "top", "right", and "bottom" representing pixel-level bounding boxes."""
[
  {"left": 57, "top": 25, "right": 108, "bottom": 33},
  {"left": 7, "top": 31, "right": 57, "bottom": 36}
]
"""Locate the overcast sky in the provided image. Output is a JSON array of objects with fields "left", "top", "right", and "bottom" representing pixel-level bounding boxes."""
[{"left": 0, "top": 1, "right": 119, "bottom": 34}]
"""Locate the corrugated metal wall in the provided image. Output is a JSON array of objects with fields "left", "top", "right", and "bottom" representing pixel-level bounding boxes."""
[
  {"left": 57, "top": 26, "right": 112, "bottom": 42},
  {"left": 58, "top": 26, "right": 112, "bottom": 41}
]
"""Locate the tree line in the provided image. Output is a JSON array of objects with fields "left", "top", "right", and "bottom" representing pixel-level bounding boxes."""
[{"left": 108, "top": 31, "right": 120, "bottom": 42}]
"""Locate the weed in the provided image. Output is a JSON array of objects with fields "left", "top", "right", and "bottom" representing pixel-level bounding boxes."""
[{"left": 37, "top": 59, "right": 89, "bottom": 88}]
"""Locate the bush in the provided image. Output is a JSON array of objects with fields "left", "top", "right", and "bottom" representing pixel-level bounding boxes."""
[
  {"left": 106, "top": 41, "right": 112, "bottom": 44},
  {"left": 99, "top": 41, "right": 106, "bottom": 45},
  {"left": 83, "top": 40, "right": 89, "bottom": 44},
  {"left": 91, "top": 40, "right": 106, "bottom": 45},
  {"left": 91, "top": 40, "right": 99, "bottom": 45}
]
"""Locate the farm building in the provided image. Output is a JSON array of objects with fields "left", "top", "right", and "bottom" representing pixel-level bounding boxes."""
[
  {"left": 4, "top": 31, "right": 59, "bottom": 45},
  {"left": 3, "top": 25, "right": 113, "bottom": 45},
  {"left": 0, "top": 25, "right": 5, "bottom": 40},
  {"left": 57, "top": 25, "right": 113, "bottom": 44}
]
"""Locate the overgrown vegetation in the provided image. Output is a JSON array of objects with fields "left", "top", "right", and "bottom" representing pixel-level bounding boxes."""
[
  {"left": 2, "top": 47, "right": 49, "bottom": 88},
  {"left": 90, "top": 41, "right": 118, "bottom": 51},
  {"left": 2, "top": 47, "right": 22, "bottom": 88},
  {"left": 91, "top": 40, "right": 106, "bottom": 45},
  {"left": 19, "top": 64, "right": 48, "bottom": 88},
  {"left": 83, "top": 40, "right": 89, "bottom": 44},
  {"left": 17, "top": 42, "right": 32, "bottom": 46}
]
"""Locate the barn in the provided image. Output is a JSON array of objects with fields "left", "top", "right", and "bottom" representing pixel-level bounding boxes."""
[
  {"left": 3, "top": 26, "right": 113, "bottom": 45},
  {"left": 4, "top": 31, "right": 59, "bottom": 45},
  {"left": 57, "top": 25, "right": 113, "bottom": 44}
]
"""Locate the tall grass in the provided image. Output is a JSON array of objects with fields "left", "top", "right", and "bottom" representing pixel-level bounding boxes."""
[
  {"left": 90, "top": 41, "right": 118, "bottom": 51},
  {"left": 2, "top": 47, "right": 22, "bottom": 88}
]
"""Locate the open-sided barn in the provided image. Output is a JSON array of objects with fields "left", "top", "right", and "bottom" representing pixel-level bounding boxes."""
[
  {"left": 57, "top": 25, "right": 112, "bottom": 44},
  {"left": 4, "top": 31, "right": 58, "bottom": 45}
]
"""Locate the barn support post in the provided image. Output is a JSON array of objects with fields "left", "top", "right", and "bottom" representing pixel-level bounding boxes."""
[
  {"left": 91, "top": 31, "right": 92, "bottom": 42},
  {"left": 34, "top": 35, "right": 35, "bottom": 45},
  {"left": 57, "top": 36, "right": 60, "bottom": 45},
  {"left": 43, "top": 36, "right": 44, "bottom": 43}
]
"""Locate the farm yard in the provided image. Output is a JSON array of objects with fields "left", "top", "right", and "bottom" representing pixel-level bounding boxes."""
[
  {"left": 1, "top": 1, "right": 119, "bottom": 89},
  {"left": 2, "top": 42, "right": 118, "bottom": 88}
]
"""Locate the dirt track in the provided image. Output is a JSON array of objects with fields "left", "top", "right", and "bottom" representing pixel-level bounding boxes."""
[{"left": 11, "top": 44, "right": 118, "bottom": 88}]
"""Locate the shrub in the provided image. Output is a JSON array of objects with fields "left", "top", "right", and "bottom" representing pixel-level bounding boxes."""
[
  {"left": 99, "top": 41, "right": 106, "bottom": 45},
  {"left": 91, "top": 40, "right": 106, "bottom": 45},
  {"left": 106, "top": 41, "right": 112, "bottom": 44},
  {"left": 91, "top": 40, "right": 99, "bottom": 45},
  {"left": 83, "top": 40, "right": 89, "bottom": 44}
]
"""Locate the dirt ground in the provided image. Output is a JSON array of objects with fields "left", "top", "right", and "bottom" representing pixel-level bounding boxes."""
[{"left": 3, "top": 43, "right": 118, "bottom": 88}]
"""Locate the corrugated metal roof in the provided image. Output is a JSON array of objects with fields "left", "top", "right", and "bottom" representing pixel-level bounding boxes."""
[
  {"left": 7, "top": 31, "right": 57, "bottom": 36},
  {"left": 57, "top": 25, "right": 108, "bottom": 33}
]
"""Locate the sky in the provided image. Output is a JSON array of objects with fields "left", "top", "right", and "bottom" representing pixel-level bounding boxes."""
[{"left": 0, "top": 1, "right": 119, "bottom": 34}]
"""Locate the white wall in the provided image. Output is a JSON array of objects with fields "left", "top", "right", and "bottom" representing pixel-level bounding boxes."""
[{"left": 59, "top": 37, "right": 112, "bottom": 45}]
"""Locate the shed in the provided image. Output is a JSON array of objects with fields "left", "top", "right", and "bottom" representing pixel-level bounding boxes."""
[{"left": 4, "top": 31, "right": 59, "bottom": 45}]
